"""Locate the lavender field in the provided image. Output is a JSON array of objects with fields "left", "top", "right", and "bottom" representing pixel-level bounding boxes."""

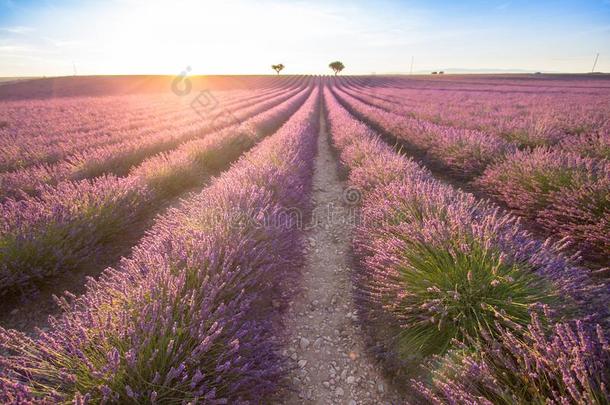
[{"left": 0, "top": 74, "right": 609, "bottom": 404}]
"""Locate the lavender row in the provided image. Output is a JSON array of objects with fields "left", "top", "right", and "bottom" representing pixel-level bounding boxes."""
[
  {"left": 331, "top": 82, "right": 610, "bottom": 264},
  {"left": 0, "top": 87, "right": 279, "bottom": 173},
  {"left": 2, "top": 89, "right": 240, "bottom": 146},
  {"left": 0, "top": 85, "right": 312, "bottom": 294},
  {"left": 0, "top": 85, "right": 320, "bottom": 404},
  {"left": 332, "top": 83, "right": 515, "bottom": 178},
  {"left": 0, "top": 87, "right": 273, "bottom": 174},
  {"left": 341, "top": 80, "right": 610, "bottom": 159},
  {"left": 340, "top": 76, "right": 610, "bottom": 151},
  {"left": 0, "top": 75, "right": 305, "bottom": 164},
  {"left": 0, "top": 84, "right": 299, "bottom": 199},
  {"left": 323, "top": 85, "right": 610, "bottom": 402},
  {"left": 0, "top": 84, "right": 305, "bottom": 201},
  {"left": 130, "top": 85, "right": 313, "bottom": 197}
]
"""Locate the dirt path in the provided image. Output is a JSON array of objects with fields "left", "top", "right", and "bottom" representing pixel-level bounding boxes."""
[{"left": 276, "top": 110, "right": 402, "bottom": 404}]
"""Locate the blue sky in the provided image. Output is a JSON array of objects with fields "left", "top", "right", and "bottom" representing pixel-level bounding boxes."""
[{"left": 0, "top": 0, "right": 609, "bottom": 76}]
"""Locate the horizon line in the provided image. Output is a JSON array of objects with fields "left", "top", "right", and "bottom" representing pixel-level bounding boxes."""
[{"left": 2, "top": 71, "right": 608, "bottom": 79}]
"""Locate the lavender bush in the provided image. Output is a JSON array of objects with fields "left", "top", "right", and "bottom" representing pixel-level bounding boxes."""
[
  {"left": 540, "top": 175, "right": 610, "bottom": 263},
  {"left": 478, "top": 147, "right": 609, "bottom": 259},
  {"left": 412, "top": 311, "right": 610, "bottom": 405},
  {"left": 355, "top": 178, "right": 602, "bottom": 358},
  {"left": 560, "top": 130, "right": 610, "bottom": 160},
  {"left": 0, "top": 175, "right": 151, "bottom": 291}
]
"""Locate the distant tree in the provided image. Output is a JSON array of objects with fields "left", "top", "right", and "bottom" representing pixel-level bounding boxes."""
[
  {"left": 431, "top": 71, "right": 438, "bottom": 74},
  {"left": 329, "top": 61, "right": 345, "bottom": 75},
  {"left": 271, "top": 64, "right": 285, "bottom": 75},
  {"left": 439, "top": 71, "right": 445, "bottom": 74}
]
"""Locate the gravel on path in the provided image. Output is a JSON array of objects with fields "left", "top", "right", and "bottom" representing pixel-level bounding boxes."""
[{"left": 275, "top": 108, "right": 403, "bottom": 404}]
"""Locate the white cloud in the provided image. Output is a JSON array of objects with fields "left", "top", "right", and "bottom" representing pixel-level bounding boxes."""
[
  {"left": 43, "top": 37, "right": 83, "bottom": 48},
  {"left": 0, "top": 26, "right": 35, "bottom": 34},
  {"left": 0, "top": 45, "right": 30, "bottom": 52}
]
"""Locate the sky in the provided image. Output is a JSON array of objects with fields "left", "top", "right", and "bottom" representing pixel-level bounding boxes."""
[{"left": 0, "top": 0, "right": 609, "bottom": 76}]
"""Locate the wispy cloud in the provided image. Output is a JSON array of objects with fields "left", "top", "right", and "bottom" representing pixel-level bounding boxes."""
[
  {"left": 0, "top": 44, "right": 32, "bottom": 53},
  {"left": 0, "top": 26, "right": 34, "bottom": 34},
  {"left": 496, "top": 2, "right": 511, "bottom": 10},
  {"left": 43, "top": 36, "right": 82, "bottom": 48}
]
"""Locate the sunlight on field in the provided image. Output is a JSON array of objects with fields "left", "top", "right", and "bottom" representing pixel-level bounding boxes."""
[{"left": 0, "top": 0, "right": 609, "bottom": 403}]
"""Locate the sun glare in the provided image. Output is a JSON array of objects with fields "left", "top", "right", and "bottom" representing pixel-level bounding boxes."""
[{"left": 86, "top": 0, "right": 329, "bottom": 75}]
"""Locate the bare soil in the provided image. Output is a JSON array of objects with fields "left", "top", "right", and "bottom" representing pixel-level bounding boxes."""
[{"left": 274, "top": 111, "right": 402, "bottom": 404}]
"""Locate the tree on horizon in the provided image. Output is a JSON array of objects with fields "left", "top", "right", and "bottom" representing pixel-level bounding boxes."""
[
  {"left": 329, "top": 61, "right": 345, "bottom": 75},
  {"left": 271, "top": 64, "right": 285, "bottom": 75}
]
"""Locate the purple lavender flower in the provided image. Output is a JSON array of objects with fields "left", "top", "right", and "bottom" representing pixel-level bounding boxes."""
[{"left": 412, "top": 313, "right": 610, "bottom": 405}]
